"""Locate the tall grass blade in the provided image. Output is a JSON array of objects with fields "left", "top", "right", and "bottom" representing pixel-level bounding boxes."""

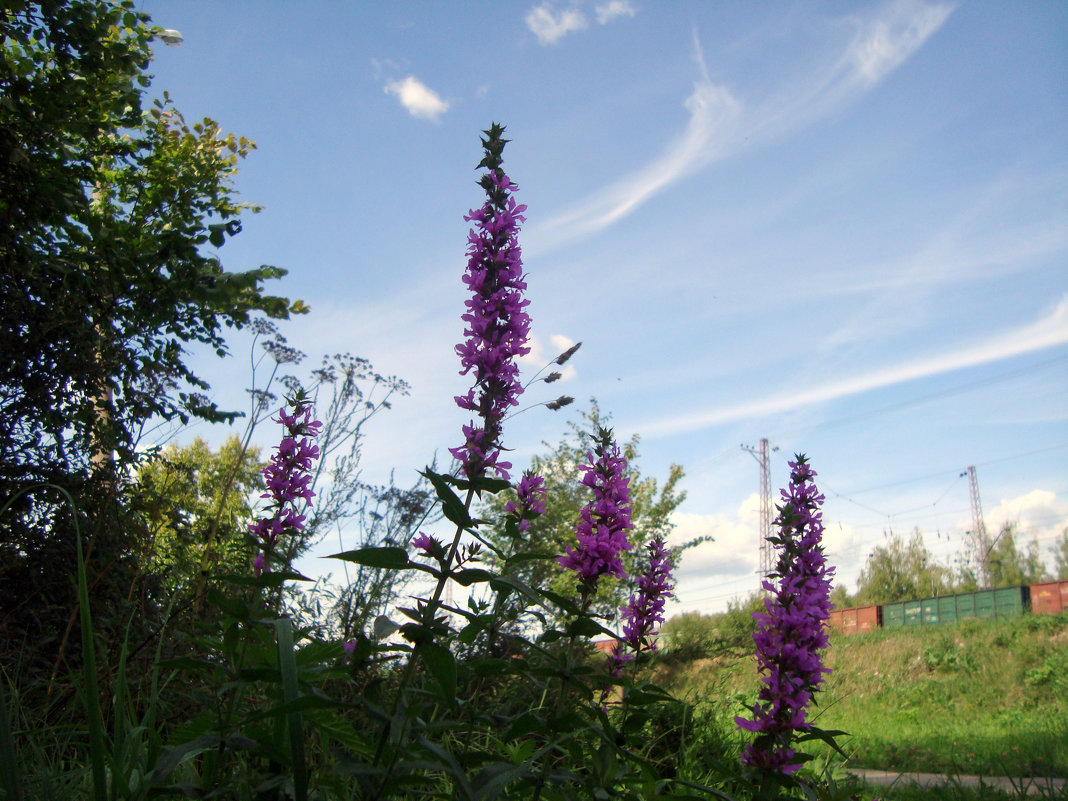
[
  {"left": 276, "top": 617, "right": 308, "bottom": 801},
  {"left": 0, "top": 679, "right": 24, "bottom": 801}
]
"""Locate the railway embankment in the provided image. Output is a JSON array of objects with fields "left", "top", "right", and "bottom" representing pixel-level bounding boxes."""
[{"left": 655, "top": 610, "right": 1068, "bottom": 780}]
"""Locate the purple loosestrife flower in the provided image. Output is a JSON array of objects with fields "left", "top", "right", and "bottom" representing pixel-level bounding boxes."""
[
  {"left": 410, "top": 532, "right": 439, "bottom": 558},
  {"left": 735, "top": 455, "right": 835, "bottom": 775},
  {"left": 506, "top": 470, "right": 547, "bottom": 533},
  {"left": 248, "top": 392, "right": 322, "bottom": 575},
  {"left": 607, "top": 537, "right": 674, "bottom": 675},
  {"left": 449, "top": 123, "right": 531, "bottom": 481},
  {"left": 558, "top": 428, "right": 633, "bottom": 589}
]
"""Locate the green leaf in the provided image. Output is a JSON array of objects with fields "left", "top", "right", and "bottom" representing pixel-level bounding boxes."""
[
  {"left": 454, "top": 568, "right": 495, "bottom": 586},
  {"left": 420, "top": 641, "right": 457, "bottom": 703},
  {"left": 276, "top": 618, "right": 308, "bottom": 801},
  {"left": 488, "top": 575, "right": 545, "bottom": 608},
  {"left": 422, "top": 468, "right": 474, "bottom": 528},
  {"left": 326, "top": 547, "right": 411, "bottom": 569},
  {"left": 151, "top": 734, "right": 221, "bottom": 783},
  {"left": 206, "top": 586, "right": 251, "bottom": 620},
  {"left": 157, "top": 656, "right": 220, "bottom": 674},
  {"left": 795, "top": 725, "right": 850, "bottom": 760},
  {"left": 373, "top": 615, "right": 401, "bottom": 640},
  {"left": 457, "top": 615, "right": 495, "bottom": 646},
  {"left": 566, "top": 616, "right": 614, "bottom": 640}
]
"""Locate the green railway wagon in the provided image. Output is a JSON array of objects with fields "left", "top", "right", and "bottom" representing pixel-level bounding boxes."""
[
  {"left": 937, "top": 596, "right": 958, "bottom": 625},
  {"left": 881, "top": 586, "right": 1029, "bottom": 629},
  {"left": 903, "top": 599, "right": 923, "bottom": 626},
  {"left": 883, "top": 602, "right": 905, "bottom": 627},
  {"left": 921, "top": 598, "right": 940, "bottom": 625},
  {"left": 995, "top": 586, "right": 1027, "bottom": 617}
]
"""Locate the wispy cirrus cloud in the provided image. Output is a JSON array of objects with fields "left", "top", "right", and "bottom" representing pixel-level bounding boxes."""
[
  {"left": 638, "top": 294, "right": 1068, "bottom": 438},
  {"left": 848, "top": 0, "right": 955, "bottom": 86},
  {"left": 384, "top": 75, "right": 449, "bottom": 121},
  {"left": 532, "top": 1, "right": 954, "bottom": 250}
]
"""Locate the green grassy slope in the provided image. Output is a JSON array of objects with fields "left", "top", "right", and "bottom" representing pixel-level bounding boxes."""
[{"left": 655, "top": 611, "right": 1068, "bottom": 779}]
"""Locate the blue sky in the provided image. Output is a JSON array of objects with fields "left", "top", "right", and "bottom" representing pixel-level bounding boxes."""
[{"left": 140, "top": 0, "right": 1067, "bottom": 616}]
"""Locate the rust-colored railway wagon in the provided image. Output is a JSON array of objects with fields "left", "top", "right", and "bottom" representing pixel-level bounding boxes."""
[
  {"left": 1030, "top": 579, "right": 1068, "bottom": 615},
  {"left": 827, "top": 604, "right": 882, "bottom": 635}
]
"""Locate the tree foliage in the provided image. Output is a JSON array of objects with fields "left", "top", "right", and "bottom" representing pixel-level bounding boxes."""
[
  {"left": 133, "top": 436, "right": 264, "bottom": 619},
  {"left": 1055, "top": 527, "right": 1068, "bottom": 581},
  {"left": 0, "top": 0, "right": 302, "bottom": 666},
  {"left": 853, "top": 529, "right": 952, "bottom": 605},
  {"left": 983, "top": 523, "right": 1048, "bottom": 588}
]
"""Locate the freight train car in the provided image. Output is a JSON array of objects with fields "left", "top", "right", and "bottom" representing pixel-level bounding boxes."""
[{"left": 827, "top": 579, "right": 1068, "bottom": 635}]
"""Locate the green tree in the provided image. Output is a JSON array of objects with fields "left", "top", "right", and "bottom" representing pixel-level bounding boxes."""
[
  {"left": 829, "top": 583, "right": 855, "bottom": 610},
  {"left": 1054, "top": 527, "right": 1068, "bottom": 581},
  {"left": 984, "top": 523, "right": 1048, "bottom": 587},
  {"left": 854, "top": 529, "right": 951, "bottom": 605},
  {"left": 134, "top": 436, "right": 264, "bottom": 619},
  {"left": 479, "top": 400, "right": 694, "bottom": 629},
  {"left": 0, "top": 0, "right": 303, "bottom": 666}
]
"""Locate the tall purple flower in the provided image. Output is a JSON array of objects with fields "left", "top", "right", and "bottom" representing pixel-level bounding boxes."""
[
  {"left": 249, "top": 391, "right": 322, "bottom": 575},
  {"left": 608, "top": 537, "right": 674, "bottom": 675},
  {"left": 735, "top": 455, "right": 835, "bottom": 775},
  {"left": 449, "top": 123, "right": 531, "bottom": 481},
  {"left": 558, "top": 428, "right": 633, "bottom": 588},
  {"left": 506, "top": 470, "right": 547, "bottom": 533}
]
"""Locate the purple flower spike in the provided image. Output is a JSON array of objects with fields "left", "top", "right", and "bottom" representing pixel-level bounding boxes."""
[
  {"left": 735, "top": 454, "right": 835, "bottom": 775},
  {"left": 607, "top": 537, "right": 674, "bottom": 675},
  {"left": 449, "top": 124, "right": 531, "bottom": 481},
  {"left": 248, "top": 392, "right": 322, "bottom": 576},
  {"left": 620, "top": 538, "right": 674, "bottom": 651},
  {"left": 558, "top": 428, "right": 633, "bottom": 588},
  {"left": 506, "top": 471, "right": 547, "bottom": 533}
]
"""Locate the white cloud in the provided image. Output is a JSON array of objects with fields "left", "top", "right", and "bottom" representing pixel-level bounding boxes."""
[
  {"left": 533, "top": 59, "right": 742, "bottom": 244},
  {"left": 847, "top": 0, "right": 955, "bottom": 87},
  {"left": 595, "top": 0, "right": 636, "bottom": 25},
  {"left": 639, "top": 295, "right": 1068, "bottom": 437},
  {"left": 384, "top": 76, "right": 449, "bottom": 121},
  {"left": 518, "top": 333, "right": 579, "bottom": 381},
  {"left": 986, "top": 490, "right": 1068, "bottom": 544},
  {"left": 526, "top": 4, "right": 587, "bottom": 45},
  {"left": 531, "top": 3, "right": 953, "bottom": 251},
  {"left": 669, "top": 498, "right": 759, "bottom": 577}
]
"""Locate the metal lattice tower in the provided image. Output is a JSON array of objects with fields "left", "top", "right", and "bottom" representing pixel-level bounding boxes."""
[
  {"left": 742, "top": 438, "right": 777, "bottom": 586},
  {"left": 963, "top": 465, "right": 989, "bottom": 588}
]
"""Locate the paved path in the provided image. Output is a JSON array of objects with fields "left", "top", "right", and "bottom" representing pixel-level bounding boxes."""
[{"left": 847, "top": 768, "right": 1068, "bottom": 797}]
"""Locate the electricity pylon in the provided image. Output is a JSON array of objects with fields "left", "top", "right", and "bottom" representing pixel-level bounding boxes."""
[
  {"left": 742, "top": 438, "right": 778, "bottom": 588},
  {"left": 962, "top": 465, "right": 989, "bottom": 588}
]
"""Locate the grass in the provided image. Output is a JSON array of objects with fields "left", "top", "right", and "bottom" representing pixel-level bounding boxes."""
[{"left": 655, "top": 611, "right": 1068, "bottom": 782}]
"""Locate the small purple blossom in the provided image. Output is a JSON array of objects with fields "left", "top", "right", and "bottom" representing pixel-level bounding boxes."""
[
  {"left": 735, "top": 455, "right": 835, "bottom": 775},
  {"left": 506, "top": 471, "right": 547, "bottom": 533},
  {"left": 411, "top": 532, "right": 438, "bottom": 557},
  {"left": 248, "top": 393, "right": 322, "bottom": 576},
  {"left": 449, "top": 124, "right": 531, "bottom": 481},
  {"left": 558, "top": 428, "right": 633, "bottom": 587}
]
